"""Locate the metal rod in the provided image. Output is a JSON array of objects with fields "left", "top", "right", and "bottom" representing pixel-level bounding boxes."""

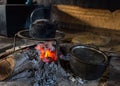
[{"left": 13, "top": 34, "right": 17, "bottom": 52}]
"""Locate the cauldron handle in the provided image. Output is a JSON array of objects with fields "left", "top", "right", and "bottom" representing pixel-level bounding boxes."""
[
  {"left": 69, "top": 44, "right": 100, "bottom": 51},
  {"left": 85, "top": 44, "right": 99, "bottom": 50}
]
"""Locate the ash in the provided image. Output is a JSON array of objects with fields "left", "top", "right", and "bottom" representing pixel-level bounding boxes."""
[
  {"left": 33, "top": 61, "right": 86, "bottom": 86},
  {"left": 7, "top": 49, "right": 87, "bottom": 86}
]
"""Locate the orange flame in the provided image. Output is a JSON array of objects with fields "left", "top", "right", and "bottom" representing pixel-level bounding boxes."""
[{"left": 35, "top": 42, "right": 57, "bottom": 62}]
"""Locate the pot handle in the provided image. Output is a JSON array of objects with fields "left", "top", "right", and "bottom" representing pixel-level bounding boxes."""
[
  {"left": 71, "top": 43, "right": 100, "bottom": 50},
  {"left": 85, "top": 44, "right": 100, "bottom": 50}
]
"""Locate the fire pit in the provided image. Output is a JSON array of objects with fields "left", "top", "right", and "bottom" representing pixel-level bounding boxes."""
[
  {"left": 0, "top": 43, "right": 88, "bottom": 86},
  {"left": 0, "top": 28, "right": 120, "bottom": 86},
  {"left": 0, "top": 41, "right": 119, "bottom": 86},
  {"left": 0, "top": 29, "right": 107, "bottom": 86}
]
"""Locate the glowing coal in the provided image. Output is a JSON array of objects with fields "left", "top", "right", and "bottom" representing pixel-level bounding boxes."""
[{"left": 35, "top": 41, "right": 57, "bottom": 62}]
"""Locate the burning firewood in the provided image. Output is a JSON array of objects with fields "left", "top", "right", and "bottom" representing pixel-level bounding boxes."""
[{"left": 35, "top": 41, "right": 57, "bottom": 62}]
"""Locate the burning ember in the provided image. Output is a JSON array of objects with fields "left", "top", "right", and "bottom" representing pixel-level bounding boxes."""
[{"left": 35, "top": 41, "right": 57, "bottom": 62}]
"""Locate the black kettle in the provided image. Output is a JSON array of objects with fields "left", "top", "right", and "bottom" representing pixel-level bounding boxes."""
[{"left": 29, "top": 19, "right": 56, "bottom": 39}]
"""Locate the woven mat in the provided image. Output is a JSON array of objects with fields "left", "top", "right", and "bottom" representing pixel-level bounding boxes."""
[{"left": 72, "top": 33, "right": 111, "bottom": 46}]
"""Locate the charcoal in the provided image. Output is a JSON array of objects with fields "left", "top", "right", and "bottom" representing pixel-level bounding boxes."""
[
  {"left": 34, "top": 62, "right": 64, "bottom": 86},
  {"left": 14, "top": 52, "right": 30, "bottom": 68},
  {"left": 12, "top": 49, "right": 40, "bottom": 76},
  {"left": 109, "top": 57, "right": 120, "bottom": 80},
  {"left": 59, "top": 43, "right": 73, "bottom": 56},
  {"left": 57, "top": 80, "right": 72, "bottom": 86},
  {"left": 9, "top": 70, "right": 32, "bottom": 81},
  {"left": 25, "top": 49, "right": 40, "bottom": 61},
  {"left": 0, "top": 81, "right": 32, "bottom": 86},
  {"left": 107, "top": 80, "right": 120, "bottom": 86},
  {"left": 13, "top": 60, "right": 38, "bottom": 75},
  {"left": 33, "top": 82, "right": 39, "bottom": 86},
  {"left": 14, "top": 49, "right": 39, "bottom": 68},
  {"left": 83, "top": 81, "right": 98, "bottom": 86},
  {"left": 33, "top": 61, "right": 86, "bottom": 86}
]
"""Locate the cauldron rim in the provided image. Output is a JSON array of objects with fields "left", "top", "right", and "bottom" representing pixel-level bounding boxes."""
[
  {"left": 16, "top": 30, "right": 65, "bottom": 41},
  {"left": 70, "top": 45, "right": 108, "bottom": 65}
]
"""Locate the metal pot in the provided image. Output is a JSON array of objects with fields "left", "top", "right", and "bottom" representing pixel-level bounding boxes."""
[
  {"left": 29, "top": 19, "right": 56, "bottom": 39},
  {"left": 70, "top": 45, "right": 108, "bottom": 80}
]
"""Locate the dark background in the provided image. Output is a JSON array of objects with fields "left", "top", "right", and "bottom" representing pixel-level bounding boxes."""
[
  {"left": 7, "top": 0, "right": 26, "bottom": 4},
  {"left": 1, "top": 0, "right": 120, "bottom": 36}
]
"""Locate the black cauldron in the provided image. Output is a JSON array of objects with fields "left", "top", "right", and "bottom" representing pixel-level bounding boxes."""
[{"left": 70, "top": 45, "right": 108, "bottom": 80}]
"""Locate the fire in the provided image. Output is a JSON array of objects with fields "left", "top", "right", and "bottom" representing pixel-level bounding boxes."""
[{"left": 35, "top": 42, "right": 57, "bottom": 62}]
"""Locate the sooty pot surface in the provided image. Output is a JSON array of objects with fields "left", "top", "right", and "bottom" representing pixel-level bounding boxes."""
[{"left": 70, "top": 45, "right": 108, "bottom": 80}]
